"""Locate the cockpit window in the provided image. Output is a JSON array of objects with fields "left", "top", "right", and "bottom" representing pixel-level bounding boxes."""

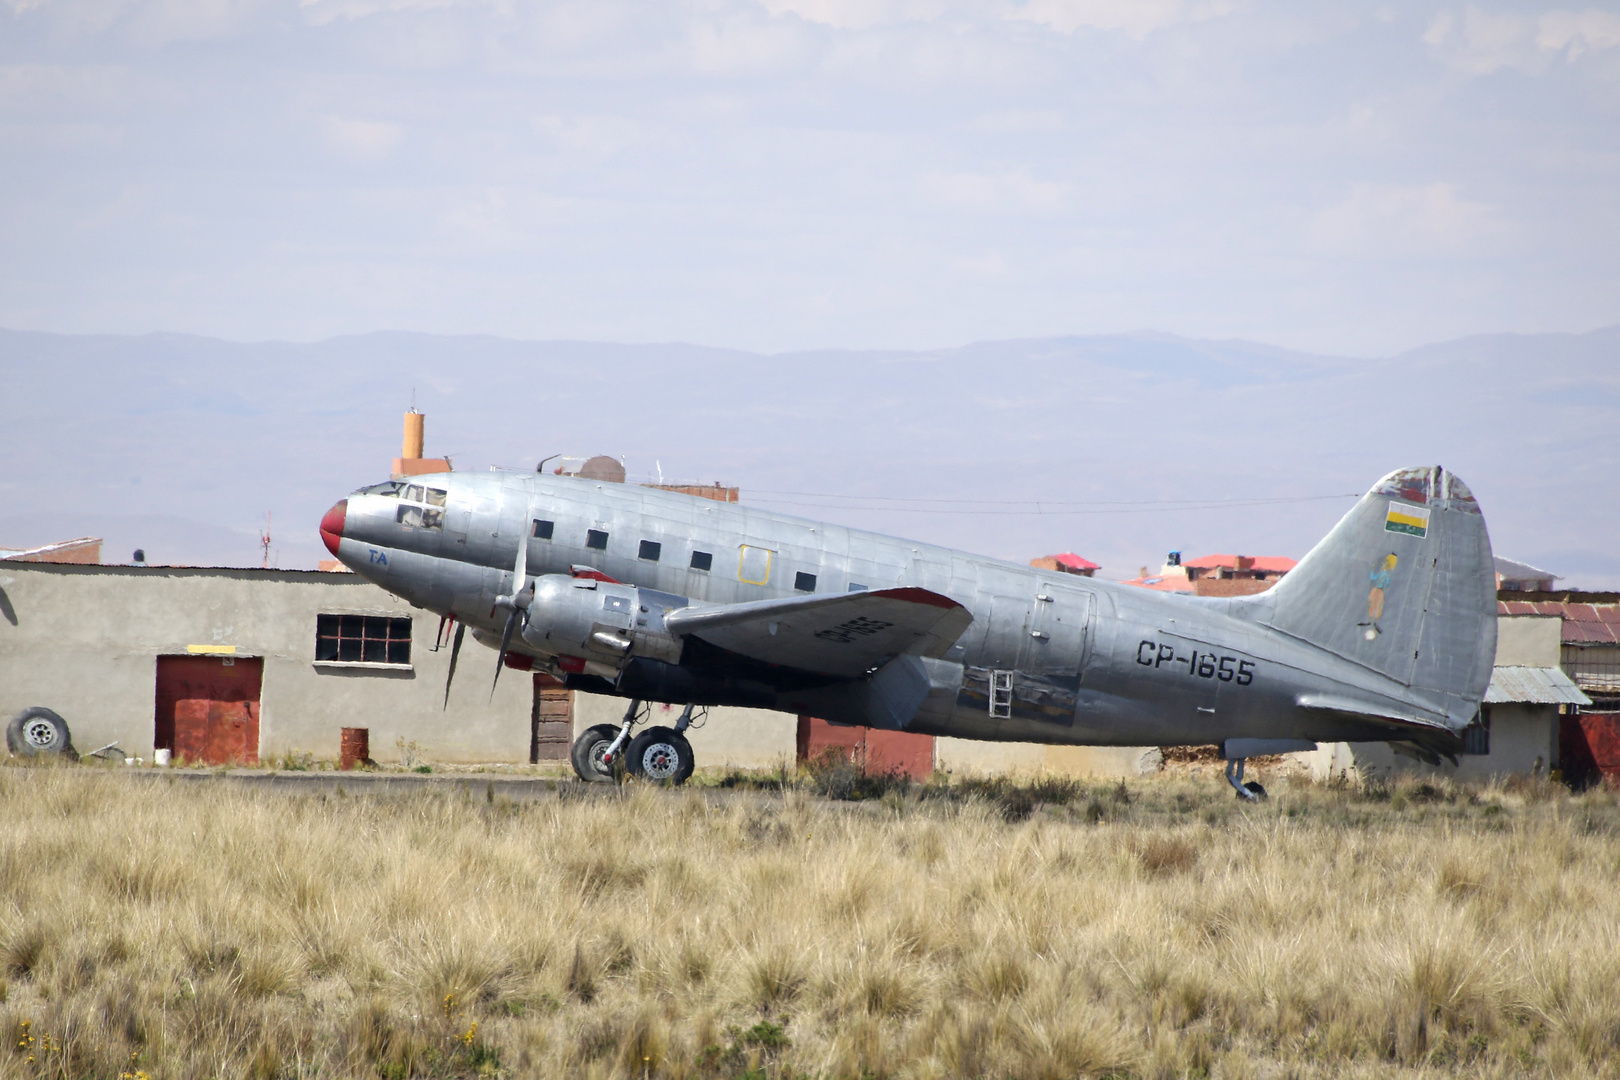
[
  {"left": 355, "top": 481, "right": 404, "bottom": 497},
  {"left": 404, "top": 484, "right": 425, "bottom": 503},
  {"left": 396, "top": 505, "right": 444, "bottom": 530},
  {"left": 425, "top": 488, "right": 447, "bottom": 507}
]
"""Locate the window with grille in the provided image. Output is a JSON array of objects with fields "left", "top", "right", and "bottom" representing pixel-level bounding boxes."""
[
  {"left": 1461, "top": 706, "right": 1490, "bottom": 755},
  {"left": 316, "top": 614, "right": 412, "bottom": 665}
]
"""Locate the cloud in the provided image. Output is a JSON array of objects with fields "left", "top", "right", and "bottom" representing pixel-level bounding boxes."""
[
  {"left": 949, "top": 252, "right": 1009, "bottom": 278},
  {"left": 1310, "top": 182, "right": 1510, "bottom": 257},
  {"left": 1424, "top": 6, "right": 1620, "bottom": 73},
  {"left": 1008, "top": 0, "right": 1233, "bottom": 39},
  {"left": 758, "top": 0, "right": 1232, "bottom": 37},
  {"left": 322, "top": 115, "right": 404, "bottom": 159},
  {"left": 920, "top": 170, "right": 1068, "bottom": 213},
  {"left": 756, "top": 0, "right": 952, "bottom": 31}
]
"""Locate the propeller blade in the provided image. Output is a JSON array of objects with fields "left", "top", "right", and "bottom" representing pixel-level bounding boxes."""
[
  {"left": 490, "top": 607, "right": 522, "bottom": 700},
  {"left": 513, "top": 504, "right": 530, "bottom": 592},
  {"left": 442, "top": 621, "right": 465, "bottom": 711}
]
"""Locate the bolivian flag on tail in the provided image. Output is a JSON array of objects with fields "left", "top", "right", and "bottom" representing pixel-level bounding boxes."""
[{"left": 1385, "top": 500, "right": 1430, "bottom": 538}]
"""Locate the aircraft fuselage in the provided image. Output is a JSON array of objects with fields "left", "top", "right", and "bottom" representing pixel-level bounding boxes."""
[{"left": 323, "top": 469, "right": 1486, "bottom": 752}]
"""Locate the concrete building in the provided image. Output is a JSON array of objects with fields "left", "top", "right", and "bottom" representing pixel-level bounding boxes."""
[
  {"left": 1119, "top": 552, "right": 1297, "bottom": 597},
  {"left": 0, "top": 559, "right": 1170, "bottom": 778},
  {"left": 1294, "top": 613, "right": 1589, "bottom": 782},
  {"left": 1, "top": 537, "right": 103, "bottom": 564},
  {"left": 1028, "top": 553, "right": 1099, "bottom": 577},
  {"left": 0, "top": 559, "right": 811, "bottom": 768}
]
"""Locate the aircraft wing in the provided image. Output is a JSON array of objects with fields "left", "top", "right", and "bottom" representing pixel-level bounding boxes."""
[{"left": 663, "top": 587, "right": 972, "bottom": 678}]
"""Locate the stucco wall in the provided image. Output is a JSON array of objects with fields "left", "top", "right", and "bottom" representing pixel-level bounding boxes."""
[
  {"left": 1495, "top": 615, "right": 1561, "bottom": 667},
  {"left": 0, "top": 563, "right": 532, "bottom": 762}
]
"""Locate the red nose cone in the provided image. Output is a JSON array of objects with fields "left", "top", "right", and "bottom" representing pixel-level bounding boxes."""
[{"left": 320, "top": 500, "right": 347, "bottom": 557}]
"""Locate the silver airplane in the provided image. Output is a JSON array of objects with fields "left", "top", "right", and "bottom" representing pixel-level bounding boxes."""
[{"left": 318, "top": 464, "right": 1495, "bottom": 798}]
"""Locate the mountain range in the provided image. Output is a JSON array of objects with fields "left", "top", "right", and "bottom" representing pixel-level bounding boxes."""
[{"left": 4, "top": 325, "right": 1617, "bottom": 588}]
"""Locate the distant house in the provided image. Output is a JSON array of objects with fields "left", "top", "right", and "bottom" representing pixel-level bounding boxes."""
[
  {"left": 1119, "top": 551, "right": 1297, "bottom": 597},
  {"left": 1495, "top": 557, "right": 1559, "bottom": 593},
  {"left": 1028, "top": 552, "right": 1099, "bottom": 577},
  {"left": 0, "top": 537, "right": 102, "bottom": 565}
]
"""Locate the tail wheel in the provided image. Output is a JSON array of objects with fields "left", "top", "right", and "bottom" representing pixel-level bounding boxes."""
[
  {"left": 625, "top": 726, "right": 695, "bottom": 785},
  {"left": 7, "top": 707, "right": 76, "bottom": 759},
  {"left": 570, "top": 724, "right": 621, "bottom": 783}
]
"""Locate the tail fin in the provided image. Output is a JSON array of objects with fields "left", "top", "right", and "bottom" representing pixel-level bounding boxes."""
[{"left": 1261, "top": 466, "right": 1496, "bottom": 727}]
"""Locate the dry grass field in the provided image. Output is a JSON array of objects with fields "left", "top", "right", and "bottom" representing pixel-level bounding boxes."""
[{"left": 1, "top": 764, "right": 1618, "bottom": 1080}]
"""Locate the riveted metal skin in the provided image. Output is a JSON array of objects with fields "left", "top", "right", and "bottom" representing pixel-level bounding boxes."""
[{"left": 326, "top": 466, "right": 1495, "bottom": 760}]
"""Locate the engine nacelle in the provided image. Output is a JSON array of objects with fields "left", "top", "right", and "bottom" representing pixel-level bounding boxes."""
[{"left": 519, "top": 575, "right": 683, "bottom": 678}]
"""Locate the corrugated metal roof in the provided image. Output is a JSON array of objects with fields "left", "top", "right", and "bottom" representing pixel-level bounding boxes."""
[
  {"left": 1485, "top": 665, "right": 1592, "bottom": 705},
  {"left": 1496, "top": 600, "right": 1620, "bottom": 645}
]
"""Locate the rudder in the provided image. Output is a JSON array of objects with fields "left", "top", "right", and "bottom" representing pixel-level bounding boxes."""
[{"left": 1259, "top": 466, "right": 1496, "bottom": 727}]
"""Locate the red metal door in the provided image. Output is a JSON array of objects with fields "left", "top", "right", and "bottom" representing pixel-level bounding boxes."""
[
  {"left": 796, "top": 716, "right": 934, "bottom": 779},
  {"left": 154, "top": 656, "right": 263, "bottom": 765}
]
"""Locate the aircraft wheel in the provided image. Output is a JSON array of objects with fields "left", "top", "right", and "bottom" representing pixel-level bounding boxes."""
[
  {"left": 625, "top": 726, "right": 695, "bottom": 786},
  {"left": 1241, "top": 781, "right": 1268, "bottom": 801},
  {"left": 570, "top": 724, "right": 621, "bottom": 783},
  {"left": 7, "top": 707, "right": 76, "bottom": 759}
]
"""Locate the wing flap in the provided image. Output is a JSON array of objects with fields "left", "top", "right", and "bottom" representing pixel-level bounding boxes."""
[{"left": 664, "top": 587, "right": 972, "bottom": 678}]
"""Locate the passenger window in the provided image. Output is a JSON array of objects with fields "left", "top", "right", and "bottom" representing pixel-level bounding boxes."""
[
  {"left": 532, "top": 520, "right": 554, "bottom": 540},
  {"left": 425, "top": 488, "right": 447, "bottom": 507},
  {"left": 586, "top": 529, "right": 609, "bottom": 551},
  {"left": 404, "top": 484, "right": 425, "bottom": 502},
  {"left": 690, "top": 551, "right": 713, "bottom": 572},
  {"left": 848, "top": 583, "right": 868, "bottom": 592},
  {"left": 639, "top": 540, "right": 662, "bottom": 562},
  {"left": 795, "top": 572, "right": 817, "bottom": 592},
  {"left": 396, "top": 505, "right": 424, "bottom": 527}
]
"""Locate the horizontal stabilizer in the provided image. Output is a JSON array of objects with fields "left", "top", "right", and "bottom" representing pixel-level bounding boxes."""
[
  {"left": 1296, "top": 693, "right": 1464, "bottom": 765},
  {"left": 664, "top": 587, "right": 972, "bottom": 678}
]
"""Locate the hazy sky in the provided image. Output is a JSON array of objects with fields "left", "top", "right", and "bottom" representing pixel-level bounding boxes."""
[{"left": 3, "top": 0, "right": 1618, "bottom": 355}]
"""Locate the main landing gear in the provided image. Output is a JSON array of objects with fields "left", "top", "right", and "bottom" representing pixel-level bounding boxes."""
[{"left": 569, "top": 700, "right": 703, "bottom": 785}]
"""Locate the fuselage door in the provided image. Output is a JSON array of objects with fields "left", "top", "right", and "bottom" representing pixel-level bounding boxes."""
[{"left": 1024, "top": 584, "right": 1091, "bottom": 677}]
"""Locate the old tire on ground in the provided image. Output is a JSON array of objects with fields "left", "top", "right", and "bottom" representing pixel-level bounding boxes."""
[
  {"left": 570, "top": 724, "right": 621, "bottom": 783},
  {"left": 625, "top": 726, "right": 695, "bottom": 785},
  {"left": 7, "top": 707, "right": 77, "bottom": 759}
]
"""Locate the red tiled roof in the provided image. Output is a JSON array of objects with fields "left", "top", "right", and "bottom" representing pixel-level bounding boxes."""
[
  {"left": 1051, "top": 552, "right": 1100, "bottom": 571},
  {"left": 1182, "top": 554, "right": 1298, "bottom": 573},
  {"left": 1497, "top": 601, "right": 1620, "bottom": 645}
]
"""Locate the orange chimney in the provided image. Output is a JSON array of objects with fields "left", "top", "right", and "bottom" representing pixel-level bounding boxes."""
[
  {"left": 402, "top": 410, "right": 425, "bottom": 460},
  {"left": 391, "top": 409, "right": 452, "bottom": 479}
]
